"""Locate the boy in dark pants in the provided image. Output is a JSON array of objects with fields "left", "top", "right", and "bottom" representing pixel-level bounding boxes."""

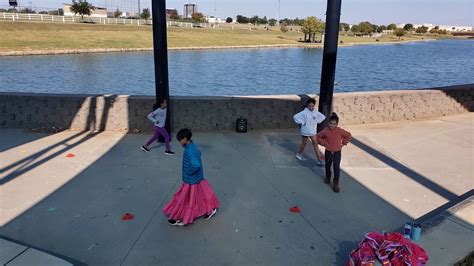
[{"left": 317, "top": 113, "right": 352, "bottom": 193}]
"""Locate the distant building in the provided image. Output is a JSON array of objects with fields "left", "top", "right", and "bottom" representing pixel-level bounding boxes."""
[
  {"left": 63, "top": 3, "right": 107, "bottom": 18},
  {"left": 206, "top": 16, "right": 225, "bottom": 23},
  {"left": 106, "top": 11, "right": 137, "bottom": 18},
  {"left": 183, "top": 3, "right": 197, "bottom": 18},
  {"left": 166, "top": 8, "right": 178, "bottom": 19},
  {"left": 437, "top": 25, "right": 472, "bottom": 32},
  {"left": 397, "top": 23, "right": 472, "bottom": 32}
]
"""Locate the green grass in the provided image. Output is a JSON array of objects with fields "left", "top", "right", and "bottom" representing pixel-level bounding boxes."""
[{"left": 0, "top": 21, "right": 459, "bottom": 52}]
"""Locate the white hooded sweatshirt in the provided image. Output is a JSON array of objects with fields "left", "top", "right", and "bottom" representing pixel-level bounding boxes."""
[
  {"left": 147, "top": 108, "right": 167, "bottom": 128},
  {"left": 293, "top": 108, "right": 326, "bottom": 136}
]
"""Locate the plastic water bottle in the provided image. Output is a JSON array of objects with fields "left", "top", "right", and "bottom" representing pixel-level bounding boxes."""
[
  {"left": 411, "top": 223, "right": 421, "bottom": 241},
  {"left": 403, "top": 222, "right": 412, "bottom": 239}
]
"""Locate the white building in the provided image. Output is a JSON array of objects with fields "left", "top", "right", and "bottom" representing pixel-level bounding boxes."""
[
  {"left": 397, "top": 23, "right": 472, "bottom": 32},
  {"left": 437, "top": 25, "right": 472, "bottom": 32},
  {"left": 206, "top": 16, "right": 225, "bottom": 23},
  {"left": 106, "top": 11, "right": 137, "bottom": 18}
]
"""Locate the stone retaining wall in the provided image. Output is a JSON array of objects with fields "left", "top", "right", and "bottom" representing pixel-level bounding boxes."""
[{"left": 1, "top": 84, "right": 472, "bottom": 132}]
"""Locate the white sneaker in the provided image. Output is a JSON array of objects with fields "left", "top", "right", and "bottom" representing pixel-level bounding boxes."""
[
  {"left": 295, "top": 154, "right": 306, "bottom": 161},
  {"left": 168, "top": 219, "right": 185, "bottom": 226},
  {"left": 204, "top": 208, "right": 218, "bottom": 220}
]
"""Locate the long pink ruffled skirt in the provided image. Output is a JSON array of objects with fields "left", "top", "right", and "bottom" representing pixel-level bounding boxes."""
[{"left": 163, "top": 179, "right": 220, "bottom": 225}]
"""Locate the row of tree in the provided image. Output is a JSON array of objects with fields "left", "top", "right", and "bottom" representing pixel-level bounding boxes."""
[
  {"left": 346, "top": 21, "right": 448, "bottom": 35},
  {"left": 235, "top": 15, "right": 310, "bottom": 26}
]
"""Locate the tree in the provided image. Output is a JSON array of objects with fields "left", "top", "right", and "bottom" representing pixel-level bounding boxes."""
[
  {"left": 293, "top": 17, "right": 303, "bottom": 26},
  {"left": 350, "top": 24, "right": 360, "bottom": 33},
  {"left": 403, "top": 23, "right": 414, "bottom": 31},
  {"left": 236, "top": 15, "right": 249, "bottom": 24},
  {"left": 415, "top": 26, "right": 428, "bottom": 33},
  {"left": 249, "top": 15, "right": 259, "bottom": 25},
  {"left": 387, "top": 23, "right": 397, "bottom": 30},
  {"left": 301, "top": 16, "right": 324, "bottom": 42},
  {"left": 268, "top": 18, "right": 277, "bottom": 26},
  {"left": 70, "top": 0, "right": 96, "bottom": 22},
  {"left": 280, "top": 18, "right": 290, "bottom": 25},
  {"left": 19, "top": 8, "right": 36, "bottom": 13},
  {"left": 140, "top": 8, "right": 151, "bottom": 23},
  {"left": 226, "top": 17, "right": 233, "bottom": 23},
  {"left": 429, "top": 26, "right": 440, "bottom": 34},
  {"left": 394, "top": 28, "right": 405, "bottom": 40},
  {"left": 358, "top": 21, "right": 376, "bottom": 35},
  {"left": 191, "top": 12, "right": 204, "bottom": 23},
  {"left": 169, "top": 9, "right": 179, "bottom": 20},
  {"left": 280, "top": 21, "right": 288, "bottom": 33},
  {"left": 376, "top": 25, "right": 387, "bottom": 33},
  {"left": 114, "top": 8, "right": 121, "bottom": 18},
  {"left": 340, "top": 23, "right": 350, "bottom": 32}
]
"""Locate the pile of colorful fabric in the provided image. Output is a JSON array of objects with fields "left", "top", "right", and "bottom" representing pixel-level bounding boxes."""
[{"left": 348, "top": 232, "right": 429, "bottom": 266}]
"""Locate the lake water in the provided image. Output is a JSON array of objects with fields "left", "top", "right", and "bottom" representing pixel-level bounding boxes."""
[{"left": 0, "top": 40, "right": 473, "bottom": 96}]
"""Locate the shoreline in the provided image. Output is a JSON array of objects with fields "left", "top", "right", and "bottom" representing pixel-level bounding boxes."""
[{"left": 0, "top": 38, "right": 446, "bottom": 56}]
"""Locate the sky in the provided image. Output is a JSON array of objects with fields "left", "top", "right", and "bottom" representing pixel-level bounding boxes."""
[{"left": 3, "top": 0, "right": 473, "bottom": 26}]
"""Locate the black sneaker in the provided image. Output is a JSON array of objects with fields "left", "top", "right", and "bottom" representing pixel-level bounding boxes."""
[
  {"left": 168, "top": 219, "right": 184, "bottom": 226},
  {"left": 164, "top": 150, "right": 175, "bottom": 155},
  {"left": 204, "top": 208, "right": 218, "bottom": 220},
  {"left": 141, "top": 146, "right": 150, "bottom": 152}
]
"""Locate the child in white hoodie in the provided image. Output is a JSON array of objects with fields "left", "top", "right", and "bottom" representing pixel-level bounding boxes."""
[
  {"left": 141, "top": 99, "right": 174, "bottom": 155},
  {"left": 293, "top": 98, "right": 326, "bottom": 166}
]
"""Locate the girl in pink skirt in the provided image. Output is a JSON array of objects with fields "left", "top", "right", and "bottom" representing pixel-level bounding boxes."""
[{"left": 163, "top": 128, "right": 219, "bottom": 226}]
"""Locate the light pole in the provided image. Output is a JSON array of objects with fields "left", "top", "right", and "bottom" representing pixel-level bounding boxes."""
[
  {"left": 138, "top": 0, "right": 140, "bottom": 18},
  {"left": 317, "top": 0, "right": 342, "bottom": 132},
  {"left": 151, "top": 0, "right": 171, "bottom": 137},
  {"left": 277, "top": 0, "right": 280, "bottom": 24}
]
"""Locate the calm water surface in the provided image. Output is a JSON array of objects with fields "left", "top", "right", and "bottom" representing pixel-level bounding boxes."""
[{"left": 0, "top": 40, "right": 473, "bottom": 96}]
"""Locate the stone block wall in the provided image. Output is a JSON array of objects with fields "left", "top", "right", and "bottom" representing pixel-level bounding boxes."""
[
  {"left": 332, "top": 86, "right": 473, "bottom": 125},
  {"left": 1, "top": 84, "right": 472, "bottom": 132}
]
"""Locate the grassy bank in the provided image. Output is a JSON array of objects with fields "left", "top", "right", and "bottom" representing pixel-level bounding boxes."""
[{"left": 0, "top": 21, "right": 458, "bottom": 53}]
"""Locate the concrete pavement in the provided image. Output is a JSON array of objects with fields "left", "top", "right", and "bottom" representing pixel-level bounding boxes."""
[{"left": 1, "top": 113, "right": 473, "bottom": 265}]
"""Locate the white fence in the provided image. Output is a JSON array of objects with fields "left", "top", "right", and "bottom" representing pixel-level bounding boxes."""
[{"left": 0, "top": 12, "right": 217, "bottom": 28}]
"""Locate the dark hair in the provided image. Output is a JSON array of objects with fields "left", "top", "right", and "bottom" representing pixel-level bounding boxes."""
[
  {"left": 329, "top": 112, "right": 339, "bottom": 123},
  {"left": 153, "top": 99, "right": 167, "bottom": 110},
  {"left": 306, "top": 98, "right": 316, "bottom": 106},
  {"left": 177, "top": 128, "right": 192, "bottom": 141}
]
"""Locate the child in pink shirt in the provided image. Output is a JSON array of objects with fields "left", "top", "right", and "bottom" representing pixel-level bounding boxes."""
[{"left": 317, "top": 112, "right": 351, "bottom": 193}]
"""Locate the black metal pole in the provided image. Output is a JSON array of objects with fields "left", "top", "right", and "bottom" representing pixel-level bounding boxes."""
[
  {"left": 318, "top": 0, "right": 342, "bottom": 132},
  {"left": 151, "top": 0, "right": 171, "bottom": 139}
]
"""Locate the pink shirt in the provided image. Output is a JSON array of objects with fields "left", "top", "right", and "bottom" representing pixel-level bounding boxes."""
[{"left": 317, "top": 127, "right": 352, "bottom": 152}]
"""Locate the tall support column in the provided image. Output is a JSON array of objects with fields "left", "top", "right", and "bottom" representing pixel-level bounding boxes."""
[
  {"left": 151, "top": 0, "right": 171, "bottom": 136},
  {"left": 318, "top": 0, "right": 342, "bottom": 132}
]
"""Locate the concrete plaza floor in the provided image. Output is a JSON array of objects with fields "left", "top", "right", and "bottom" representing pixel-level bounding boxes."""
[{"left": 1, "top": 113, "right": 473, "bottom": 265}]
